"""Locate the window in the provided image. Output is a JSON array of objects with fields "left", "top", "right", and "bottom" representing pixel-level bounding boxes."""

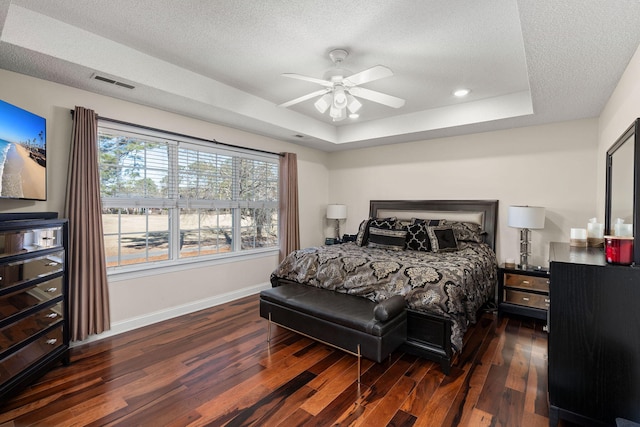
[{"left": 98, "top": 121, "right": 279, "bottom": 271}]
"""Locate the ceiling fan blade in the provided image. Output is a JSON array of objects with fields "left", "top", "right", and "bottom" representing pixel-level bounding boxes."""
[
  {"left": 282, "top": 73, "right": 333, "bottom": 87},
  {"left": 349, "top": 86, "right": 405, "bottom": 108},
  {"left": 343, "top": 65, "right": 393, "bottom": 86},
  {"left": 278, "top": 89, "right": 329, "bottom": 108}
]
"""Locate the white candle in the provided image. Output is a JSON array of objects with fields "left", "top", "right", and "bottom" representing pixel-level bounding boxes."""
[
  {"left": 615, "top": 223, "right": 633, "bottom": 237},
  {"left": 587, "top": 222, "right": 604, "bottom": 238},
  {"left": 570, "top": 228, "right": 587, "bottom": 239}
]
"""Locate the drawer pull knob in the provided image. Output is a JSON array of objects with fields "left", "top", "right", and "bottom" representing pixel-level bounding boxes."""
[
  {"left": 46, "top": 313, "right": 58, "bottom": 319},
  {"left": 545, "top": 299, "right": 551, "bottom": 303},
  {"left": 522, "top": 280, "right": 530, "bottom": 284},
  {"left": 46, "top": 287, "right": 58, "bottom": 293},
  {"left": 522, "top": 297, "right": 530, "bottom": 301},
  {"left": 45, "top": 338, "right": 58, "bottom": 345}
]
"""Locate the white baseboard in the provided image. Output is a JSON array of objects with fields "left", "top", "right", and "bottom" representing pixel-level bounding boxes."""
[{"left": 70, "top": 282, "right": 271, "bottom": 347}]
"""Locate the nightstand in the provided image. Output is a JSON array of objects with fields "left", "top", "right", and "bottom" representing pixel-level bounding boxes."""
[{"left": 498, "top": 266, "right": 550, "bottom": 322}]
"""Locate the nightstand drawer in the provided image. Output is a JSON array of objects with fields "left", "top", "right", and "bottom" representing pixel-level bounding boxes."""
[
  {"left": 504, "top": 273, "right": 549, "bottom": 292},
  {"left": 504, "top": 289, "right": 550, "bottom": 309}
]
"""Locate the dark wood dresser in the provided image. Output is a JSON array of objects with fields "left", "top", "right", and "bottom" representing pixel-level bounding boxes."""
[
  {"left": 548, "top": 242, "right": 640, "bottom": 426},
  {"left": 0, "top": 214, "right": 70, "bottom": 400}
]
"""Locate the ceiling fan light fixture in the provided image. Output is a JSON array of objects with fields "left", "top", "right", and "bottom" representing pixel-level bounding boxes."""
[
  {"left": 346, "top": 94, "right": 362, "bottom": 114},
  {"left": 333, "top": 85, "right": 348, "bottom": 109},
  {"left": 329, "top": 105, "right": 346, "bottom": 121},
  {"left": 314, "top": 93, "right": 332, "bottom": 113},
  {"left": 280, "top": 48, "right": 405, "bottom": 122}
]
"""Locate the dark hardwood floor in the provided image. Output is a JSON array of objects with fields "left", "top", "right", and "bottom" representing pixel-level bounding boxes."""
[{"left": 0, "top": 294, "right": 561, "bottom": 426}]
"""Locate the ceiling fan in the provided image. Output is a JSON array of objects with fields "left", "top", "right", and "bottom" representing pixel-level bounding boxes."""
[{"left": 278, "top": 49, "right": 405, "bottom": 121}]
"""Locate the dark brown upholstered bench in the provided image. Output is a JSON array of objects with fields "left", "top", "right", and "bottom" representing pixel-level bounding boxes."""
[{"left": 259, "top": 284, "right": 407, "bottom": 382}]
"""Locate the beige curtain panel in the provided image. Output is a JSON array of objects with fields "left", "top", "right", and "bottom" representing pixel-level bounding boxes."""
[
  {"left": 279, "top": 152, "right": 300, "bottom": 262},
  {"left": 65, "top": 106, "right": 110, "bottom": 341}
]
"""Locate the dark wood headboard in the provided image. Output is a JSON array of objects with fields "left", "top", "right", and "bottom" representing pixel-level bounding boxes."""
[{"left": 369, "top": 200, "right": 499, "bottom": 250}]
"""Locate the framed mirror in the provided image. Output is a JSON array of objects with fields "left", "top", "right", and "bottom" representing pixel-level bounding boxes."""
[{"left": 605, "top": 118, "right": 640, "bottom": 266}]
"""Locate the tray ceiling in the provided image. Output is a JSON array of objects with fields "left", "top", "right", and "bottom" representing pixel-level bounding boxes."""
[{"left": 1, "top": 0, "right": 639, "bottom": 151}]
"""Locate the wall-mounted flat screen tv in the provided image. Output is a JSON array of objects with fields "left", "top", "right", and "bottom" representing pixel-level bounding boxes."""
[{"left": 0, "top": 99, "right": 46, "bottom": 201}]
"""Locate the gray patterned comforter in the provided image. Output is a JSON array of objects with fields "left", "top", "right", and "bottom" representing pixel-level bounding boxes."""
[{"left": 270, "top": 241, "right": 498, "bottom": 351}]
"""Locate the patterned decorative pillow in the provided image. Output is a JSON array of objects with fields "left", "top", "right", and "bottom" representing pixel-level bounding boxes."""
[
  {"left": 367, "top": 227, "right": 407, "bottom": 251},
  {"left": 405, "top": 223, "right": 431, "bottom": 252},
  {"left": 443, "top": 220, "right": 484, "bottom": 243},
  {"left": 370, "top": 217, "right": 397, "bottom": 229},
  {"left": 427, "top": 226, "right": 459, "bottom": 252},
  {"left": 395, "top": 218, "right": 413, "bottom": 230},
  {"left": 355, "top": 217, "right": 397, "bottom": 246},
  {"left": 355, "top": 219, "right": 371, "bottom": 246},
  {"left": 411, "top": 218, "right": 445, "bottom": 226}
]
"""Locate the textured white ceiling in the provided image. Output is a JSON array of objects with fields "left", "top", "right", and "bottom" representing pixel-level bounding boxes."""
[{"left": 1, "top": 0, "right": 639, "bottom": 151}]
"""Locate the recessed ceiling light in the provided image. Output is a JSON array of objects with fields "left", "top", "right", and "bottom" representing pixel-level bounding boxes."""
[
  {"left": 349, "top": 113, "right": 359, "bottom": 119},
  {"left": 454, "top": 89, "right": 471, "bottom": 97}
]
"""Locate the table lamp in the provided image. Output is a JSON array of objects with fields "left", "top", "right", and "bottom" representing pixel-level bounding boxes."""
[
  {"left": 508, "top": 205, "right": 546, "bottom": 270},
  {"left": 326, "top": 204, "right": 347, "bottom": 240}
]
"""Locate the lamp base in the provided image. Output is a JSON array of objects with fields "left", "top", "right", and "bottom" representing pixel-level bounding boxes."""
[{"left": 519, "top": 228, "right": 531, "bottom": 270}]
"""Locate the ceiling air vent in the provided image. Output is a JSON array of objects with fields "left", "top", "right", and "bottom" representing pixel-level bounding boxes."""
[{"left": 91, "top": 73, "right": 135, "bottom": 90}]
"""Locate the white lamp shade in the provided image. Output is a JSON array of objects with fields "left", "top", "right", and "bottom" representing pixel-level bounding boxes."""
[
  {"left": 508, "top": 205, "right": 546, "bottom": 229},
  {"left": 314, "top": 93, "right": 332, "bottom": 114},
  {"left": 329, "top": 105, "right": 346, "bottom": 121},
  {"left": 346, "top": 94, "right": 362, "bottom": 113},
  {"left": 326, "top": 204, "right": 347, "bottom": 220}
]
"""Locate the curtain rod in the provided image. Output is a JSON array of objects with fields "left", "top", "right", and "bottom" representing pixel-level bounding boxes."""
[{"left": 69, "top": 110, "right": 284, "bottom": 157}]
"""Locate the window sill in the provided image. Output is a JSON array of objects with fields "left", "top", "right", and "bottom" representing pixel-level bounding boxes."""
[{"left": 106, "top": 247, "right": 279, "bottom": 282}]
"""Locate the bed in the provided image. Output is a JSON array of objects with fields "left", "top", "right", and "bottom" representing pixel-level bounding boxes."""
[{"left": 270, "top": 200, "right": 498, "bottom": 373}]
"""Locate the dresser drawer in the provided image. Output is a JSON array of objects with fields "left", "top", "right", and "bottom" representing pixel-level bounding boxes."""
[
  {"left": 0, "top": 302, "right": 63, "bottom": 356},
  {"left": 0, "top": 326, "right": 64, "bottom": 386},
  {"left": 504, "top": 273, "right": 549, "bottom": 292},
  {"left": 0, "top": 251, "right": 64, "bottom": 292},
  {"left": 0, "top": 277, "right": 63, "bottom": 321},
  {"left": 0, "top": 227, "right": 63, "bottom": 259},
  {"left": 504, "top": 289, "right": 550, "bottom": 310}
]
